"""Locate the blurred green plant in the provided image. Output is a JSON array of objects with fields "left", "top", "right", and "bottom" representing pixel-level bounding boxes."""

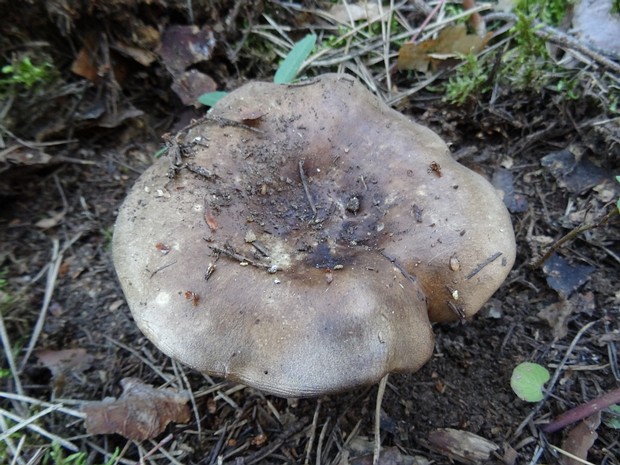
[
  {"left": 516, "top": 0, "right": 575, "bottom": 26},
  {"left": 199, "top": 33, "right": 317, "bottom": 107},
  {"left": 43, "top": 443, "right": 119, "bottom": 465},
  {"left": 444, "top": 3, "right": 617, "bottom": 113},
  {"left": 445, "top": 53, "right": 490, "bottom": 105},
  {"left": 604, "top": 404, "right": 620, "bottom": 429},
  {"left": 273, "top": 33, "right": 317, "bottom": 85},
  {"left": 0, "top": 56, "right": 56, "bottom": 92}
]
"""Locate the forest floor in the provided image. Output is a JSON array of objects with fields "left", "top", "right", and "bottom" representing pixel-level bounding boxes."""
[{"left": 0, "top": 1, "right": 619, "bottom": 464}]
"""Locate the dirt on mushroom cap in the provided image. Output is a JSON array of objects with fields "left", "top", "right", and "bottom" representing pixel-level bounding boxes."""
[{"left": 112, "top": 74, "right": 515, "bottom": 397}]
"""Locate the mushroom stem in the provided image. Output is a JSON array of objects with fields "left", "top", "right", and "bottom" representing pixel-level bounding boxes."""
[{"left": 373, "top": 374, "right": 389, "bottom": 465}]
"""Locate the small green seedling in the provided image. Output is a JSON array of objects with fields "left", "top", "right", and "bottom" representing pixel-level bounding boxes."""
[
  {"left": 273, "top": 33, "right": 316, "bottom": 85},
  {"left": 511, "top": 362, "right": 550, "bottom": 402},
  {"left": 43, "top": 443, "right": 119, "bottom": 465},
  {"left": 0, "top": 56, "right": 55, "bottom": 90},
  {"left": 604, "top": 404, "right": 620, "bottom": 429},
  {"left": 197, "top": 90, "right": 229, "bottom": 107},
  {"left": 199, "top": 33, "right": 317, "bottom": 107}
]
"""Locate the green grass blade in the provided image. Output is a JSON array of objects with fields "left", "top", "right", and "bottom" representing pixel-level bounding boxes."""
[
  {"left": 274, "top": 34, "right": 317, "bottom": 85},
  {"left": 198, "top": 91, "right": 228, "bottom": 107}
]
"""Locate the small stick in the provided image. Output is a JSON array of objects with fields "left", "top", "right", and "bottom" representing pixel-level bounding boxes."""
[
  {"left": 149, "top": 260, "right": 178, "bottom": 278},
  {"left": 205, "top": 115, "right": 264, "bottom": 134},
  {"left": 304, "top": 399, "right": 322, "bottom": 465},
  {"left": 466, "top": 251, "right": 502, "bottom": 280},
  {"left": 373, "top": 375, "right": 389, "bottom": 465},
  {"left": 532, "top": 208, "right": 618, "bottom": 269},
  {"left": 299, "top": 160, "right": 317, "bottom": 216},
  {"left": 410, "top": 0, "right": 446, "bottom": 42},
  {"left": 542, "top": 387, "right": 620, "bottom": 434},
  {"left": 0, "top": 407, "right": 78, "bottom": 452},
  {"left": 0, "top": 314, "right": 23, "bottom": 398},
  {"left": 315, "top": 416, "right": 330, "bottom": 465},
  {"left": 135, "top": 434, "right": 174, "bottom": 465},
  {"left": 381, "top": 252, "right": 417, "bottom": 283},
  {"left": 486, "top": 12, "right": 620, "bottom": 73},
  {"left": 207, "top": 243, "right": 271, "bottom": 270}
]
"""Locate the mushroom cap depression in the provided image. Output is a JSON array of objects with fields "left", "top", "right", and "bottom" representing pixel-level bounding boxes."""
[{"left": 113, "top": 74, "right": 516, "bottom": 397}]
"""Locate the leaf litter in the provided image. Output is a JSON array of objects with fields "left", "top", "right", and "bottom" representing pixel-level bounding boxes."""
[
  {"left": 1, "top": 0, "right": 619, "bottom": 463},
  {"left": 82, "top": 378, "right": 190, "bottom": 441}
]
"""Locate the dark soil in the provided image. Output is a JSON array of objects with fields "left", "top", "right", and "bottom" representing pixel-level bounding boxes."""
[{"left": 1, "top": 1, "right": 619, "bottom": 464}]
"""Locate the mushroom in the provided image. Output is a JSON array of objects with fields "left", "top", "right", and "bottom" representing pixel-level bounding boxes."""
[{"left": 113, "top": 74, "right": 515, "bottom": 397}]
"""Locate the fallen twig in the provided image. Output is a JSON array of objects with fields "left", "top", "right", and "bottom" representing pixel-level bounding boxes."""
[
  {"left": 373, "top": 375, "right": 389, "bottom": 465},
  {"left": 542, "top": 387, "right": 620, "bottom": 434},
  {"left": 532, "top": 207, "right": 618, "bottom": 269},
  {"left": 486, "top": 12, "right": 620, "bottom": 74}
]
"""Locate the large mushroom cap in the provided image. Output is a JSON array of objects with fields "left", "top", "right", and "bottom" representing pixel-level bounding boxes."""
[{"left": 113, "top": 74, "right": 515, "bottom": 397}]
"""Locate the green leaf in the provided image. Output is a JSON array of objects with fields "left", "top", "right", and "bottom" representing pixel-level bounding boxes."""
[
  {"left": 604, "top": 404, "right": 620, "bottom": 429},
  {"left": 198, "top": 91, "right": 228, "bottom": 107},
  {"left": 154, "top": 146, "right": 168, "bottom": 158},
  {"left": 274, "top": 34, "right": 317, "bottom": 85},
  {"left": 510, "top": 362, "right": 550, "bottom": 402}
]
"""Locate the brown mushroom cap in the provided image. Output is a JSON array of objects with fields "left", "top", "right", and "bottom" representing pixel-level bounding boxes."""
[{"left": 113, "top": 74, "right": 515, "bottom": 397}]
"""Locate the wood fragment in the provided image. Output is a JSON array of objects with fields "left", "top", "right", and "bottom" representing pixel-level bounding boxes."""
[
  {"left": 466, "top": 252, "right": 502, "bottom": 280},
  {"left": 299, "top": 160, "right": 317, "bottom": 216},
  {"left": 207, "top": 243, "right": 275, "bottom": 271},
  {"left": 149, "top": 260, "right": 177, "bottom": 278}
]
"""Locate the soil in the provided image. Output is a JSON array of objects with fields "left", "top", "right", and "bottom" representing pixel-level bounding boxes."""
[{"left": 1, "top": 2, "right": 619, "bottom": 465}]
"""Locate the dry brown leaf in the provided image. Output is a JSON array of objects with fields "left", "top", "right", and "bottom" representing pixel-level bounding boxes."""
[
  {"left": 83, "top": 377, "right": 190, "bottom": 441},
  {"left": 397, "top": 25, "right": 491, "bottom": 72},
  {"left": 112, "top": 41, "right": 158, "bottom": 67},
  {"left": 328, "top": 2, "right": 381, "bottom": 23},
  {"left": 35, "top": 210, "right": 66, "bottom": 229},
  {"left": 71, "top": 37, "right": 99, "bottom": 82},
  {"left": 170, "top": 69, "right": 217, "bottom": 107},
  {"left": 560, "top": 412, "right": 601, "bottom": 465},
  {"left": 538, "top": 292, "right": 595, "bottom": 339},
  {"left": 157, "top": 25, "right": 215, "bottom": 76},
  {"left": 0, "top": 146, "right": 52, "bottom": 166},
  {"left": 36, "top": 348, "right": 93, "bottom": 376}
]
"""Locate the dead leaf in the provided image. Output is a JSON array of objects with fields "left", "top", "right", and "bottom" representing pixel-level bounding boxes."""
[
  {"left": 157, "top": 25, "right": 216, "bottom": 76},
  {"left": 328, "top": 2, "right": 381, "bottom": 23},
  {"left": 97, "top": 103, "right": 144, "bottom": 129},
  {"left": 112, "top": 41, "right": 158, "bottom": 67},
  {"left": 71, "top": 35, "right": 99, "bottom": 82},
  {"left": 560, "top": 412, "right": 601, "bottom": 465},
  {"left": 397, "top": 25, "right": 491, "bottom": 72},
  {"left": 170, "top": 69, "right": 217, "bottom": 107},
  {"left": 0, "top": 146, "right": 52, "bottom": 166},
  {"left": 492, "top": 168, "right": 529, "bottom": 213},
  {"left": 538, "top": 292, "right": 595, "bottom": 339},
  {"left": 35, "top": 210, "right": 66, "bottom": 229},
  {"left": 83, "top": 377, "right": 190, "bottom": 441},
  {"left": 71, "top": 33, "right": 128, "bottom": 84},
  {"left": 427, "top": 428, "right": 499, "bottom": 465},
  {"left": 542, "top": 254, "right": 595, "bottom": 298},
  {"left": 36, "top": 348, "right": 93, "bottom": 377}
]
